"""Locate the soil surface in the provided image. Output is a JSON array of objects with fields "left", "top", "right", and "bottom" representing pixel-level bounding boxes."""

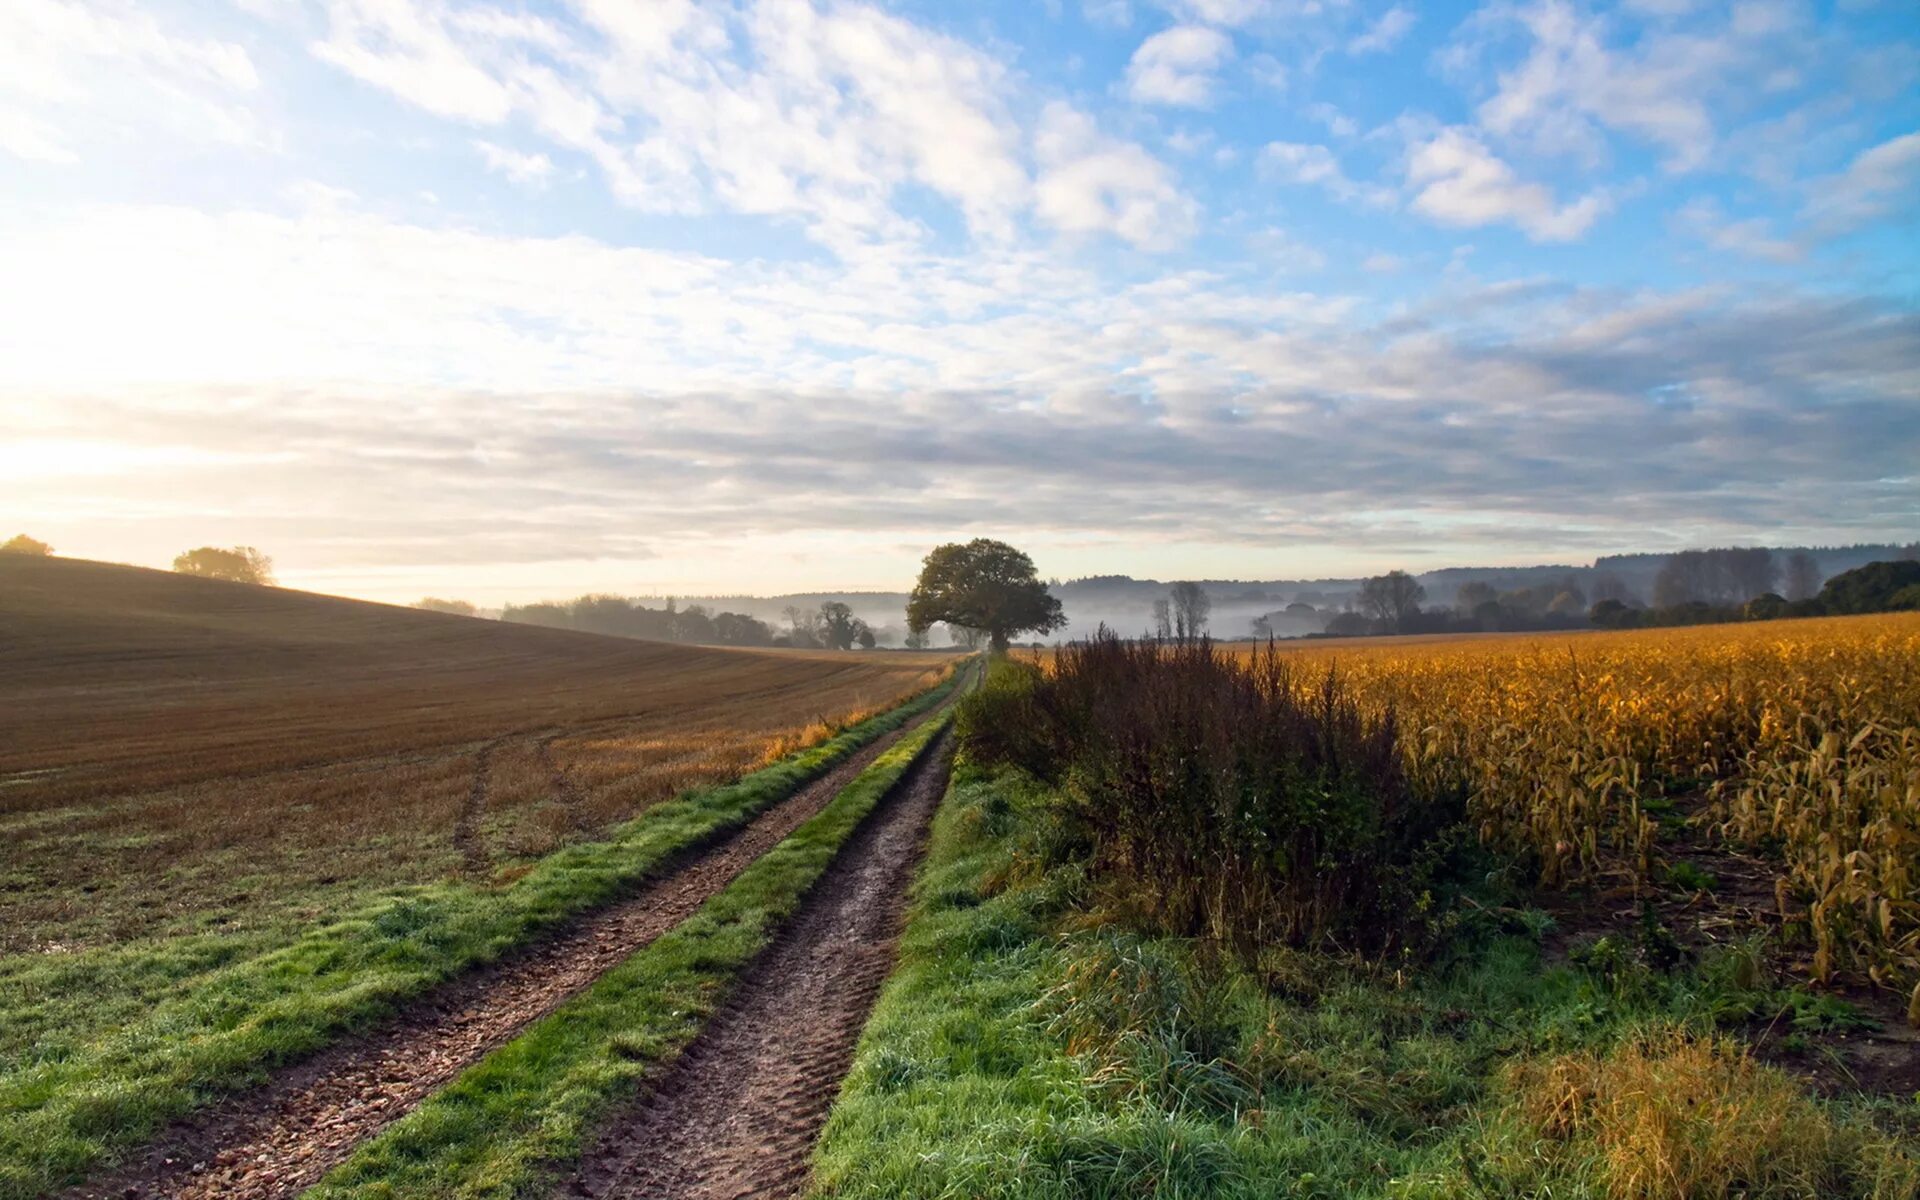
[
  {"left": 61, "top": 697, "right": 957, "bottom": 1200},
  {"left": 556, "top": 729, "right": 954, "bottom": 1200}
]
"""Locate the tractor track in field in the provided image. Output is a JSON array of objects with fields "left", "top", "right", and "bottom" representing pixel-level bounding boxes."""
[
  {"left": 454, "top": 735, "right": 505, "bottom": 876},
  {"left": 556, "top": 725, "right": 954, "bottom": 1200},
  {"left": 538, "top": 730, "right": 592, "bottom": 831},
  {"left": 62, "top": 692, "right": 960, "bottom": 1200}
]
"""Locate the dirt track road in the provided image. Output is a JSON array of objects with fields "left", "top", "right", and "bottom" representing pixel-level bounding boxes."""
[
  {"left": 558, "top": 728, "right": 953, "bottom": 1200},
  {"left": 63, "top": 698, "right": 956, "bottom": 1200}
]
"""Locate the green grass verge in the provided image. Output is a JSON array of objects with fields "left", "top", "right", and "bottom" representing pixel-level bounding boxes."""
[
  {"left": 0, "top": 675, "right": 957, "bottom": 1200},
  {"left": 811, "top": 761, "right": 1919, "bottom": 1200},
  {"left": 304, "top": 710, "right": 954, "bottom": 1199}
]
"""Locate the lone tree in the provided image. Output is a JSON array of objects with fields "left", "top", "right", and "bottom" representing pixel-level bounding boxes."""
[
  {"left": 816, "top": 601, "right": 872, "bottom": 651},
  {"left": 173, "top": 546, "right": 274, "bottom": 585},
  {"left": 1168, "top": 581, "right": 1211, "bottom": 638},
  {"left": 908, "top": 539, "right": 1066, "bottom": 654},
  {"left": 1783, "top": 551, "right": 1822, "bottom": 602},
  {"left": 1360, "top": 570, "right": 1425, "bottom": 630},
  {"left": 1, "top": 534, "right": 52, "bottom": 556}
]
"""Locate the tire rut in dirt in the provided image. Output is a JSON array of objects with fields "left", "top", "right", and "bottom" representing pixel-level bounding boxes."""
[
  {"left": 557, "top": 728, "right": 955, "bottom": 1200},
  {"left": 61, "top": 698, "right": 957, "bottom": 1200}
]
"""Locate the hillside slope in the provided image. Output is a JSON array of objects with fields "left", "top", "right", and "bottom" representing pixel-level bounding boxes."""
[{"left": 0, "top": 556, "right": 951, "bottom": 952}]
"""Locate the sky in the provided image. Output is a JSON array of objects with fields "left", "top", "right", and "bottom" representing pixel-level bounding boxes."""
[{"left": 1, "top": 0, "right": 1916, "bottom": 604}]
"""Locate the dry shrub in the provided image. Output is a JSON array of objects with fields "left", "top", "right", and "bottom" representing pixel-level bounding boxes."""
[
  {"left": 963, "top": 633, "right": 1466, "bottom": 961},
  {"left": 1497, "top": 1028, "right": 1918, "bottom": 1200}
]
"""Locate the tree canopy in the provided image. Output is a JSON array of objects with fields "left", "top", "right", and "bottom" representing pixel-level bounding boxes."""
[
  {"left": 816, "top": 601, "right": 872, "bottom": 651},
  {"left": 907, "top": 538, "right": 1065, "bottom": 653},
  {"left": 1, "top": 534, "right": 52, "bottom": 556},
  {"left": 1360, "top": 570, "right": 1425, "bottom": 629},
  {"left": 172, "top": 546, "right": 274, "bottom": 585}
]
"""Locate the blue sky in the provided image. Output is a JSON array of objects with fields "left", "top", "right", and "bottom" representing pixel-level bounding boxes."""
[{"left": 1, "top": 0, "right": 1916, "bottom": 602}]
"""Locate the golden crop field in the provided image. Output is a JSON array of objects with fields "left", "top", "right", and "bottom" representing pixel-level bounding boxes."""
[
  {"left": 1028, "top": 614, "right": 1920, "bottom": 993},
  {"left": 1273, "top": 616, "right": 1920, "bottom": 992},
  {"left": 0, "top": 556, "right": 954, "bottom": 955}
]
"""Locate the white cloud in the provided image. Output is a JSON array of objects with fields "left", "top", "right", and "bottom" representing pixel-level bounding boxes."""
[
  {"left": 474, "top": 139, "right": 556, "bottom": 186},
  {"left": 1474, "top": 0, "right": 1733, "bottom": 172},
  {"left": 0, "top": 0, "right": 261, "bottom": 163},
  {"left": 313, "top": 0, "right": 517, "bottom": 123},
  {"left": 1259, "top": 141, "right": 1395, "bottom": 207},
  {"left": 1361, "top": 251, "right": 1403, "bottom": 272},
  {"left": 1306, "top": 101, "right": 1357, "bottom": 137},
  {"left": 1673, "top": 197, "right": 1802, "bottom": 262},
  {"left": 1156, "top": 0, "right": 1277, "bottom": 27},
  {"left": 1035, "top": 103, "right": 1197, "bottom": 247},
  {"left": 1804, "top": 130, "right": 1920, "bottom": 232},
  {"left": 312, "top": 0, "right": 1038, "bottom": 249},
  {"left": 1248, "top": 227, "right": 1328, "bottom": 272},
  {"left": 1126, "top": 25, "right": 1235, "bottom": 107},
  {"left": 1348, "top": 5, "right": 1414, "bottom": 55},
  {"left": 0, "top": 110, "right": 79, "bottom": 164},
  {"left": 1405, "top": 127, "right": 1611, "bottom": 241}
]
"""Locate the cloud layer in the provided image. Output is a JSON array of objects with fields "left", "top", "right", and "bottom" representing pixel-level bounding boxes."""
[{"left": 2, "top": 0, "right": 1916, "bottom": 596}]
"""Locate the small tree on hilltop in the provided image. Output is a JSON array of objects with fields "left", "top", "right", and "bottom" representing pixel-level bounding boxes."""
[
  {"left": 1, "top": 534, "right": 52, "bottom": 556},
  {"left": 908, "top": 538, "right": 1066, "bottom": 654},
  {"left": 172, "top": 545, "right": 274, "bottom": 585}
]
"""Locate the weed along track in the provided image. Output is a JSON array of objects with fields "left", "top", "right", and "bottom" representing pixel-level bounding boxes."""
[
  {"left": 559, "top": 727, "right": 955, "bottom": 1200},
  {"left": 62, "top": 694, "right": 960, "bottom": 1200}
]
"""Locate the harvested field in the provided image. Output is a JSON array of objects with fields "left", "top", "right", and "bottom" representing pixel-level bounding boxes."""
[{"left": 0, "top": 555, "right": 953, "bottom": 955}]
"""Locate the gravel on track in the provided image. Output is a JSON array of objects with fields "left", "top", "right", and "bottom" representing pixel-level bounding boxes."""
[
  {"left": 556, "top": 727, "right": 954, "bottom": 1200},
  {"left": 61, "top": 697, "right": 957, "bottom": 1200}
]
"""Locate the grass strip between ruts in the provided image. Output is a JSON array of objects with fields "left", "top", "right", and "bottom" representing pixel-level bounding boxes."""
[
  {"left": 0, "top": 671, "right": 960, "bottom": 1200},
  {"left": 304, "top": 709, "right": 954, "bottom": 1199}
]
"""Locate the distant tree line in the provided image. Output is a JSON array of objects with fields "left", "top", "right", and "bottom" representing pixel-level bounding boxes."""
[
  {"left": 1296, "top": 550, "right": 1920, "bottom": 640},
  {"left": 497, "top": 594, "right": 902, "bottom": 649},
  {"left": 501, "top": 594, "right": 781, "bottom": 646}
]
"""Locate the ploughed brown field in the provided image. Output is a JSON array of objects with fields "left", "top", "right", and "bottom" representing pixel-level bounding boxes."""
[{"left": 0, "top": 555, "right": 952, "bottom": 954}]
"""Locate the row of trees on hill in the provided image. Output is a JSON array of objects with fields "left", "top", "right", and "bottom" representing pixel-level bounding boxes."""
[
  {"left": 500, "top": 594, "right": 787, "bottom": 647},
  {"left": 496, "top": 594, "right": 931, "bottom": 650}
]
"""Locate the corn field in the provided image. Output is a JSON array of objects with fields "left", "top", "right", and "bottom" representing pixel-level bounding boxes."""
[
  {"left": 1027, "top": 613, "right": 1920, "bottom": 996},
  {"left": 1251, "top": 614, "right": 1920, "bottom": 994}
]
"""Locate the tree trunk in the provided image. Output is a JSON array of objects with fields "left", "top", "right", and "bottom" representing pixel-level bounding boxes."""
[{"left": 989, "top": 630, "right": 1010, "bottom": 655}]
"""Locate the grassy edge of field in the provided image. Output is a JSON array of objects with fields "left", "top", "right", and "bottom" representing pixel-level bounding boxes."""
[
  {"left": 304, "top": 709, "right": 955, "bottom": 1198},
  {"left": 809, "top": 754, "right": 1920, "bottom": 1200},
  {"left": 0, "top": 669, "right": 962, "bottom": 1200}
]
